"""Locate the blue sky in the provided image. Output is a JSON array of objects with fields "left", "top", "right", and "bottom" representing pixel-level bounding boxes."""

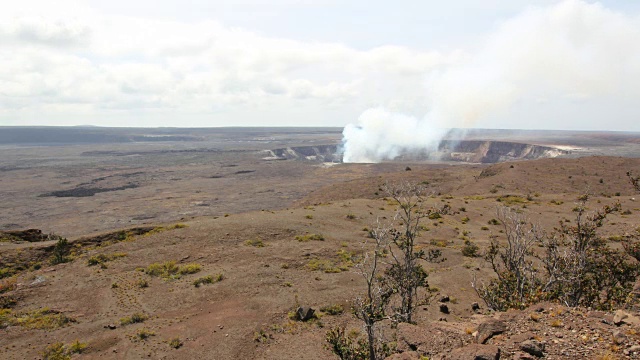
[{"left": 1, "top": 0, "right": 639, "bottom": 131}]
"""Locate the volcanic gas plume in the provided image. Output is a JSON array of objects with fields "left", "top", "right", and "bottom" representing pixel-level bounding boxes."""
[{"left": 342, "top": 0, "right": 640, "bottom": 163}]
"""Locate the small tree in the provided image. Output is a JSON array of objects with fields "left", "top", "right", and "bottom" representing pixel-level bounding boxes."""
[
  {"left": 51, "top": 238, "right": 70, "bottom": 265},
  {"left": 327, "top": 221, "right": 394, "bottom": 360},
  {"left": 352, "top": 223, "right": 394, "bottom": 360},
  {"left": 473, "top": 206, "right": 544, "bottom": 311},
  {"left": 383, "top": 182, "right": 442, "bottom": 324},
  {"left": 542, "top": 195, "right": 629, "bottom": 308},
  {"left": 476, "top": 193, "right": 640, "bottom": 311}
]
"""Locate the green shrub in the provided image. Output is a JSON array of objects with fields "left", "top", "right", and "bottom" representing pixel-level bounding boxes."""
[
  {"left": 168, "top": 337, "right": 183, "bottom": 349},
  {"left": 87, "top": 253, "right": 127, "bottom": 266},
  {"left": 461, "top": 240, "right": 479, "bottom": 257},
  {"left": 244, "top": 239, "right": 265, "bottom": 247},
  {"left": 320, "top": 304, "right": 344, "bottom": 315},
  {"left": 67, "top": 340, "right": 87, "bottom": 354},
  {"left": 13, "top": 308, "right": 75, "bottom": 330},
  {"left": 144, "top": 261, "right": 202, "bottom": 279},
  {"left": 133, "top": 328, "right": 155, "bottom": 341},
  {"left": 295, "top": 233, "right": 325, "bottom": 242},
  {"left": 41, "top": 342, "right": 69, "bottom": 360},
  {"left": 120, "top": 312, "right": 148, "bottom": 325},
  {"left": 193, "top": 274, "right": 224, "bottom": 287},
  {"left": 51, "top": 238, "right": 70, "bottom": 265}
]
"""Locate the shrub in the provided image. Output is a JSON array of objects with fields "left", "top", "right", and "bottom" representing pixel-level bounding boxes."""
[
  {"left": 41, "top": 342, "right": 69, "bottom": 360},
  {"left": 120, "top": 312, "right": 148, "bottom": 325},
  {"left": 51, "top": 238, "right": 70, "bottom": 265},
  {"left": 168, "top": 337, "right": 183, "bottom": 349},
  {"left": 326, "top": 326, "right": 369, "bottom": 360},
  {"left": 320, "top": 304, "right": 344, "bottom": 315},
  {"left": 295, "top": 233, "right": 325, "bottom": 242},
  {"left": 133, "top": 328, "right": 155, "bottom": 341},
  {"left": 0, "top": 277, "right": 17, "bottom": 294},
  {"left": 144, "top": 261, "right": 202, "bottom": 279},
  {"left": 67, "top": 340, "right": 87, "bottom": 354},
  {"left": 13, "top": 308, "right": 75, "bottom": 330},
  {"left": 461, "top": 240, "right": 479, "bottom": 257},
  {"left": 87, "top": 253, "right": 127, "bottom": 267},
  {"left": 346, "top": 214, "right": 357, "bottom": 219},
  {"left": 193, "top": 274, "right": 224, "bottom": 287},
  {"left": 244, "top": 239, "right": 265, "bottom": 247},
  {"left": 178, "top": 263, "right": 202, "bottom": 275},
  {"left": 137, "top": 279, "right": 149, "bottom": 288},
  {"left": 475, "top": 197, "right": 640, "bottom": 311}
]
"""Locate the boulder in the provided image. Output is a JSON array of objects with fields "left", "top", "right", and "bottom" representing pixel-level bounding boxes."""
[
  {"left": 476, "top": 319, "right": 507, "bottom": 344},
  {"left": 519, "top": 340, "right": 545, "bottom": 357},
  {"left": 296, "top": 307, "right": 315, "bottom": 321},
  {"left": 472, "top": 302, "right": 481, "bottom": 312},
  {"left": 440, "top": 304, "right": 450, "bottom": 314},
  {"left": 613, "top": 310, "right": 640, "bottom": 326}
]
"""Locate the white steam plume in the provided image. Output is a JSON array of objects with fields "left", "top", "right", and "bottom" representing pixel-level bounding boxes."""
[{"left": 342, "top": 0, "right": 640, "bottom": 163}]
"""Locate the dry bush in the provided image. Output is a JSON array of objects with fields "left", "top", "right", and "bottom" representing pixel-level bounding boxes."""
[{"left": 475, "top": 193, "right": 640, "bottom": 311}]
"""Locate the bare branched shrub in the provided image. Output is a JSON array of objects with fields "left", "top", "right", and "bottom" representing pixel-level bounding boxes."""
[
  {"left": 473, "top": 206, "right": 544, "bottom": 311},
  {"left": 476, "top": 194, "right": 640, "bottom": 311},
  {"left": 351, "top": 223, "right": 394, "bottom": 360},
  {"left": 382, "top": 182, "right": 443, "bottom": 324}
]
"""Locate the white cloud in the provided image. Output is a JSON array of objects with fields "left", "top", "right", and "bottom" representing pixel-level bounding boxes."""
[{"left": 0, "top": 6, "right": 452, "bottom": 126}]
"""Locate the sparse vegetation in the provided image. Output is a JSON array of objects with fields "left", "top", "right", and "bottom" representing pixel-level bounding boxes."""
[
  {"left": 320, "top": 304, "right": 344, "bottom": 315},
  {"left": 144, "top": 261, "right": 202, "bottom": 279},
  {"left": 11, "top": 307, "right": 75, "bottom": 330},
  {"left": 295, "top": 233, "right": 325, "bottom": 242},
  {"left": 461, "top": 240, "right": 479, "bottom": 257},
  {"left": 41, "top": 342, "right": 70, "bottom": 360},
  {"left": 168, "top": 337, "right": 183, "bottom": 349},
  {"left": 120, "top": 312, "right": 148, "bottom": 325},
  {"left": 193, "top": 274, "right": 224, "bottom": 287},
  {"left": 87, "top": 252, "right": 127, "bottom": 267},
  {"left": 245, "top": 239, "right": 266, "bottom": 247},
  {"left": 132, "top": 328, "right": 155, "bottom": 341}
]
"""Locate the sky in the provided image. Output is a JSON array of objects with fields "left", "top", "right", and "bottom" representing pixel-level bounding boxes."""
[{"left": 1, "top": 0, "right": 640, "bottom": 131}]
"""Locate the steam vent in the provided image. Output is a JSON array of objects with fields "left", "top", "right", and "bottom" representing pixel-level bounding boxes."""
[{"left": 264, "top": 140, "right": 568, "bottom": 163}]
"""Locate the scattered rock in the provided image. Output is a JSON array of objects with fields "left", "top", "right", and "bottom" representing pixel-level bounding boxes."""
[
  {"left": 519, "top": 339, "right": 545, "bottom": 357},
  {"left": 440, "top": 295, "right": 450, "bottom": 303},
  {"left": 296, "top": 306, "right": 315, "bottom": 321},
  {"left": 476, "top": 319, "right": 507, "bottom": 344},
  {"left": 104, "top": 324, "right": 117, "bottom": 330},
  {"left": 444, "top": 344, "right": 500, "bottom": 360}
]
